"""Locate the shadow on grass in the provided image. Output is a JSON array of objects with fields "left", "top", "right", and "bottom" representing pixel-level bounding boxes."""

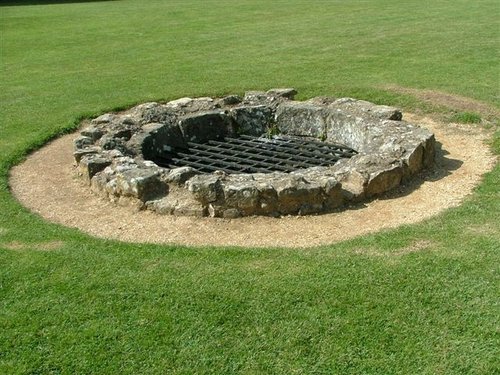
[{"left": 1, "top": 0, "right": 118, "bottom": 6}]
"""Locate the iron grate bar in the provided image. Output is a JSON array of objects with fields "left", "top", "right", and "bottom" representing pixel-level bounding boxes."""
[
  {"left": 225, "top": 137, "right": 342, "bottom": 162},
  {"left": 154, "top": 134, "right": 357, "bottom": 174},
  {"left": 188, "top": 142, "right": 320, "bottom": 169},
  {"left": 156, "top": 156, "right": 248, "bottom": 174},
  {"left": 239, "top": 134, "right": 357, "bottom": 158},
  {"left": 176, "top": 153, "right": 275, "bottom": 173},
  {"left": 179, "top": 149, "right": 294, "bottom": 172},
  {"left": 280, "top": 136, "right": 356, "bottom": 156},
  {"left": 208, "top": 139, "right": 331, "bottom": 166},
  {"left": 176, "top": 157, "right": 261, "bottom": 174},
  {"left": 172, "top": 158, "right": 240, "bottom": 174}
]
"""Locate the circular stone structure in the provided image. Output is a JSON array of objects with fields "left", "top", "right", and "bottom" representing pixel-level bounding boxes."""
[{"left": 74, "top": 88, "right": 435, "bottom": 218}]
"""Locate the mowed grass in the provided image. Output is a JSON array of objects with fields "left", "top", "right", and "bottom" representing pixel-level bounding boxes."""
[{"left": 1, "top": 1, "right": 499, "bottom": 374}]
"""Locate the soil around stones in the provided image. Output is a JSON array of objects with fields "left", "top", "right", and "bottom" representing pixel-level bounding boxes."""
[{"left": 9, "top": 113, "right": 497, "bottom": 248}]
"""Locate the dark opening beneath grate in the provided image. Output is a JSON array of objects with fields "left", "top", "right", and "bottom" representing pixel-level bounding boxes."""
[{"left": 154, "top": 135, "right": 357, "bottom": 174}]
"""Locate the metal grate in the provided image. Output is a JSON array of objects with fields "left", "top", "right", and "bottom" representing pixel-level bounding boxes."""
[{"left": 154, "top": 134, "right": 357, "bottom": 174}]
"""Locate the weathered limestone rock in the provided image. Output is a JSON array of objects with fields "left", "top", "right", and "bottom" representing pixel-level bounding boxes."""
[
  {"left": 220, "top": 95, "right": 242, "bottom": 106},
  {"left": 243, "top": 91, "right": 269, "bottom": 104},
  {"left": 305, "top": 96, "right": 337, "bottom": 106},
  {"left": 108, "top": 128, "right": 133, "bottom": 141},
  {"left": 365, "top": 166, "right": 403, "bottom": 197},
  {"left": 74, "top": 135, "right": 93, "bottom": 149},
  {"left": 339, "top": 154, "right": 404, "bottom": 198},
  {"left": 127, "top": 122, "right": 187, "bottom": 159},
  {"left": 145, "top": 188, "right": 199, "bottom": 216},
  {"left": 172, "top": 197, "right": 206, "bottom": 217},
  {"left": 186, "top": 174, "right": 222, "bottom": 204},
  {"left": 330, "top": 98, "right": 402, "bottom": 121},
  {"left": 74, "top": 88, "right": 436, "bottom": 218},
  {"left": 221, "top": 177, "right": 260, "bottom": 215},
  {"left": 422, "top": 134, "right": 436, "bottom": 167},
  {"left": 230, "top": 105, "right": 273, "bottom": 136},
  {"left": 275, "top": 102, "right": 327, "bottom": 138},
  {"left": 80, "top": 126, "right": 104, "bottom": 142},
  {"left": 166, "top": 97, "right": 220, "bottom": 114},
  {"left": 242, "top": 90, "right": 293, "bottom": 109},
  {"left": 111, "top": 168, "right": 167, "bottom": 202},
  {"left": 78, "top": 154, "right": 111, "bottom": 181},
  {"left": 132, "top": 103, "right": 176, "bottom": 125},
  {"left": 221, "top": 208, "right": 241, "bottom": 219},
  {"left": 92, "top": 113, "right": 115, "bottom": 124},
  {"left": 165, "top": 166, "right": 198, "bottom": 185},
  {"left": 402, "top": 144, "right": 424, "bottom": 175},
  {"left": 318, "top": 177, "right": 344, "bottom": 209},
  {"left": 73, "top": 147, "right": 100, "bottom": 163},
  {"left": 178, "top": 111, "right": 232, "bottom": 143},
  {"left": 334, "top": 168, "right": 367, "bottom": 201},
  {"left": 325, "top": 99, "right": 402, "bottom": 151},
  {"left": 325, "top": 109, "right": 367, "bottom": 151},
  {"left": 98, "top": 134, "right": 128, "bottom": 153},
  {"left": 273, "top": 175, "right": 323, "bottom": 215},
  {"left": 253, "top": 177, "right": 279, "bottom": 215},
  {"left": 266, "top": 88, "right": 297, "bottom": 100}
]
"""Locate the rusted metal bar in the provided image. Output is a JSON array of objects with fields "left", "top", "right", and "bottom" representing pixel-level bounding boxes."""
[
  {"left": 156, "top": 134, "right": 357, "bottom": 174},
  {"left": 205, "top": 139, "right": 332, "bottom": 166},
  {"left": 188, "top": 142, "right": 319, "bottom": 169},
  {"left": 177, "top": 150, "right": 293, "bottom": 173},
  {"left": 226, "top": 137, "right": 342, "bottom": 162}
]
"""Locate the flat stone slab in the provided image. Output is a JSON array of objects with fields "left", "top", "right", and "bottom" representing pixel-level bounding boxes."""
[{"left": 73, "top": 88, "right": 435, "bottom": 217}]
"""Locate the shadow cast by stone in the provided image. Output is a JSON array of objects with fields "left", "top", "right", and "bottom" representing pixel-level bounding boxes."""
[
  {"left": 374, "top": 141, "right": 463, "bottom": 202},
  {"left": 428, "top": 142, "right": 463, "bottom": 180}
]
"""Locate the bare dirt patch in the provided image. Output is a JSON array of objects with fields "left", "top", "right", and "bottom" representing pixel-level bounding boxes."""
[
  {"left": 385, "top": 85, "right": 500, "bottom": 121},
  {"left": 3, "top": 240, "right": 65, "bottom": 251},
  {"left": 466, "top": 223, "right": 500, "bottom": 239},
  {"left": 9, "top": 113, "right": 497, "bottom": 248},
  {"left": 394, "top": 239, "right": 434, "bottom": 256},
  {"left": 353, "top": 240, "right": 434, "bottom": 257}
]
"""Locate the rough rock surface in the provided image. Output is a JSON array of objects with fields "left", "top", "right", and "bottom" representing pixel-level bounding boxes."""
[{"left": 73, "top": 88, "right": 435, "bottom": 217}]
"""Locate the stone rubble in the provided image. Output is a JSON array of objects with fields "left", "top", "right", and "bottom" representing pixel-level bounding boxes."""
[{"left": 73, "top": 88, "right": 435, "bottom": 218}]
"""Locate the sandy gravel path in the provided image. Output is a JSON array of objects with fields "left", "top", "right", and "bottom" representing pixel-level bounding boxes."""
[{"left": 9, "top": 114, "right": 496, "bottom": 248}]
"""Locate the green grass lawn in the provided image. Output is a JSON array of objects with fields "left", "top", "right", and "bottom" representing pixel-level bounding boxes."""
[{"left": 1, "top": 1, "right": 499, "bottom": 374}]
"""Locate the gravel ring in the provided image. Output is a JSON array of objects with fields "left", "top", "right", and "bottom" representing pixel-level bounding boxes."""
[{"left": 9, "top": 114, "right": 497, "bottom": 248}]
